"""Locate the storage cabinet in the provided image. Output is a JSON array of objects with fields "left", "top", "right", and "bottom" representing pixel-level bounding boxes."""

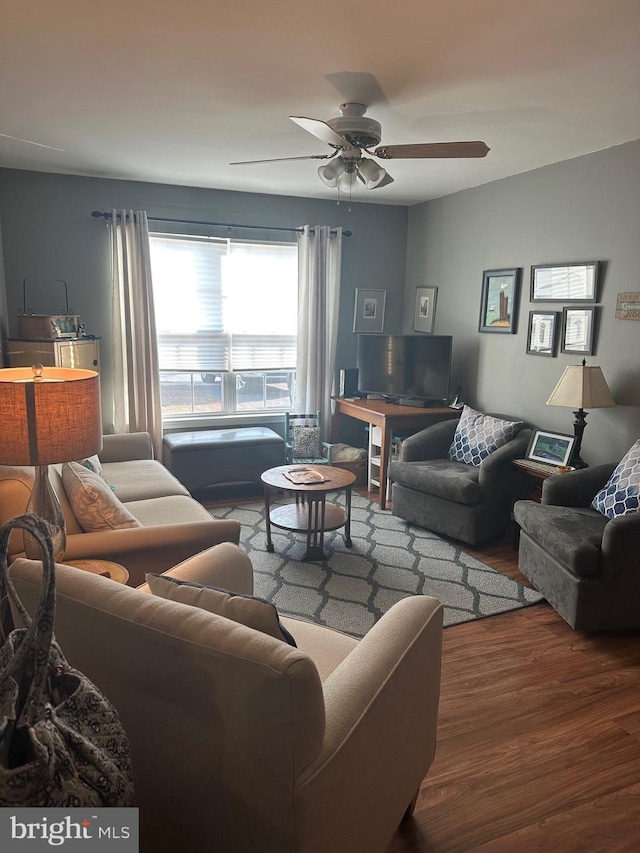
[{"left": 7, "top": 338, "right": 100, "bottom": 371}]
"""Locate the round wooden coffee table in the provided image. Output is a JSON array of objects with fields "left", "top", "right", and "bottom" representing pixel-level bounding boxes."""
[{"left": 261, "top": 465, "right": 356, "bottom": 561}]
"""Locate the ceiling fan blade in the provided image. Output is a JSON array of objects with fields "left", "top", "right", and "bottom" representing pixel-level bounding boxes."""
[
  {"left": 230, "top": 153, "right": 334, "bottom": 165},
  {"left": 0, "top": 132, "right": 65, "bottom": 152},
  {"left": 290, "top": 116, "right": 346, "bottom": 148},
  {"left": 374, "top": 141, "right": 490, "bottom": 160}
]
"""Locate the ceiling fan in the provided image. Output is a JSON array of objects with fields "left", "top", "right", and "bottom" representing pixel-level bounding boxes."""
[{"left": 231, "top": 103, "right": 489, "bottom": 191}]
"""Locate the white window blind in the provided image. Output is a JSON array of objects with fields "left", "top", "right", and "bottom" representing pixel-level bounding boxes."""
[{"left": 149, "top": 234, "right": 298, "bottom": 372}]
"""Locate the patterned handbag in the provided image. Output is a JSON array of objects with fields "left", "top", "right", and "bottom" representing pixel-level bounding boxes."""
[{"left": 0, "top": 514, "right": 135, "bottom": 807}]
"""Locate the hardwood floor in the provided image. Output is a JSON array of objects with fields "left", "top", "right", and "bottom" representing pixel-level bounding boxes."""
[
  {"left": 205, "top": 485, "right": 640, "bottom": 851},
  {"left": 387, "top": 530, "right": 640, "bottom": 852}
]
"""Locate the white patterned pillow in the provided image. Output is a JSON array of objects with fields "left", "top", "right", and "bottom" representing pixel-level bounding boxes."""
[
  {"left": 591, "top": 440, "right": 640, "bottom": 519},
  {"left": 449, "top": 405, "right": 524, "bottom": 466},
  {"left": 74, "top": 454, "right": 103, "bottom": 478},
  {"left": 62, "top": 461, "right": 142, "bottom": 532},
  {"left": 292, "top": 425, "right": 321, "bottom": 459}
]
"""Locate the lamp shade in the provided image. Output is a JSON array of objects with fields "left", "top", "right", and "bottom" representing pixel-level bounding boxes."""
[
  {"left": 317, "top": 158, "right": 346, "bottom": 187},
  {"left": 546, "top": 363, "right": 615, "bottom": 409},
  {"left": 357, "top": 157, "right": 388, "bottom": 189},
  {"left": 0, "top": 366, "right": 102, "bottom": 466}
]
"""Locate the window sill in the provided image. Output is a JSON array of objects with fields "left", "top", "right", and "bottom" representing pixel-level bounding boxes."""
[{"left": 162, "top": 411, "right": 286, "bottom": 432}]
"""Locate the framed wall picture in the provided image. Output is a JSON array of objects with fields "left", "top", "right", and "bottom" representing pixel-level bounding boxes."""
[
  {"left": 526, "top": 310, "right": 559, "bottom": 356},
  {"left": 478, "top": 268, "right": 522, "bottom": 334},
  {"left": 561, "top": 306, "right": 596, "bottom": 355},
  {"left": 353, "top": 289, "right": 386, "bottom": 333},
  {"left": 530, "top": 262, "right": 599, "bottom": 303},
  {"left": 413, "top": 286, "right": 438, "bottom": 333}
]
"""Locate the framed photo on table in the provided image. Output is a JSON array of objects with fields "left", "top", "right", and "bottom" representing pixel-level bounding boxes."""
[
  {"left": 526, "top": 430, "right": 576, "bottom": 467},
  {"left": 561, "top": 306, "right": 596, "bottom": 355},
  {"left": 353, "top": 289, "right": 386, "bottom": 333},
  {"left": 478, "top": 268, "right": 521, "bottom": 333},
  {"left": 413, "top": 286, "right": 438, "bottom": 333},
  {"left": 526, "top": 310, "right": 559, "bottom": 356}
]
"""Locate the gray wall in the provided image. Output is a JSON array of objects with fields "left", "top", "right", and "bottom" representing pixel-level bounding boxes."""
[
  {"left": 404, "top": 140, "right": 640, "bottom": 466},
  {"left": 0, "top": 169, "right": 407, "bottom": 433}
]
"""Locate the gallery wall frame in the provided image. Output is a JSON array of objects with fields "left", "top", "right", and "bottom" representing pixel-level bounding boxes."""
[
  {"left": 413, "top": 286, "right": 438, "bottom": 333},
  {"left": 353, "top": 288, "right": 386, "bottom": 333},
  {"left": 478, "top": 268, "right": 522, "bottom": 334},
  {"left": 530, "top": 261, "right": 599, "bottom": 303},
  {"left": 526, "top": 310, "right": 559, "bottom": 356},
  {"left": 561, "top": 306, "right": 596, "bottom": 355}
]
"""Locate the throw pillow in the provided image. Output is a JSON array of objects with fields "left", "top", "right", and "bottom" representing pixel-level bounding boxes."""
[
  {"left": 292, "top": 425, "right": 321, "bottom": 459},
  {"left": 75, "top": 454, "right": 103, "bottom": 478},
  {"left": 449, "top": 405, "right": 524, "bottom": 466},
  {"left": 61, "top": 461, "right": 142, "bottom": 532},
  {"left": 145, "top": 573, "right": 296, "bottom": 646},
  {"left": 591, "top": 439, "right": 640, "bottom": 519}
]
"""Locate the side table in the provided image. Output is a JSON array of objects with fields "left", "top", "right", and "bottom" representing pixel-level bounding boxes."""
[
  {"left": 511, "top": 459, "right": 575, "bottom": 548},
  {"left": 512, "top": 458, "right": 575, "bottom": 502},
  {"left": 64, "top": 559, "right": 130, "bottom": 585}
]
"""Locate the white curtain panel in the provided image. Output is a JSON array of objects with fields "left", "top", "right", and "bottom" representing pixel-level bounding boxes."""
[
  {"left": 109, "top": 210, "right": 163, "bottom": 458},
  {"left": 296, "top": 225, "right": 342, "bottom": 440}
]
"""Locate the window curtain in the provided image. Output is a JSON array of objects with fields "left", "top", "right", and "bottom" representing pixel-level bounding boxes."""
[
  {"left": 296, "top": 225, "right": 342, "bottom": 440},
  {"left": 108, "top": 210, "right": 163, "bottom": 458}
]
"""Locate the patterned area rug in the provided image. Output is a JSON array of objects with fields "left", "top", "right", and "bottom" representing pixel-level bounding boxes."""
[{"left": 211, "top": 493, "right": 543, "bottom": 639}]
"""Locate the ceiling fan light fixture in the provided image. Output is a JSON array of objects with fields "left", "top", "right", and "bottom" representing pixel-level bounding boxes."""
[
  {"left": 317, "top": 158, "right": 345, "bottom": 187},
  {"left": 336, "top": 163, "right": 358, "bottom": 192},
  {"left": 357, "top": 157, "right": 388, "bottom": 189}
]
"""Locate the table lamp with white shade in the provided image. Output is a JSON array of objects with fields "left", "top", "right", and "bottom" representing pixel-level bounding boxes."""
[
  {"left": 546, "top": 359, "right": 615, "bottom": 468},
  {"left": 0, "top": 365, "right": 102, "bottom": 562}
]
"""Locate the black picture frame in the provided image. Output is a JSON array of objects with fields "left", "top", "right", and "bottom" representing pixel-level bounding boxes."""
[
  {"left": 478, "top": 268, "right": 522, "bottom": 334},
  {"left": 561, "top": 306, "right": 596, "bottom": 355},
  {"left": 530, "top": 262, "right": 599, "bottom": 303},
  {"left": 526, "top": 310, "right": 559, "bottom": 356}
]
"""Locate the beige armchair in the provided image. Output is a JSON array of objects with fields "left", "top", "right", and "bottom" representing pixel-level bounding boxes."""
[{"left": 10, "top": 543, "right": 444, "bottom": 853}]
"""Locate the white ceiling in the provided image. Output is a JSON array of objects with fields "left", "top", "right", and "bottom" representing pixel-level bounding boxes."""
[{"left": 2, "top": 0, "right": 640, "bottom": 206}]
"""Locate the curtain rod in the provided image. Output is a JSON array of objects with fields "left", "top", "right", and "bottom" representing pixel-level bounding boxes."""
[{"left": 91, "top": 211, "right": 351, "bottom": 237}]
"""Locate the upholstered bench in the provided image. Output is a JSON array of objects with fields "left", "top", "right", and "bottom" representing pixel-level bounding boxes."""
[{"left": 163, "top": 427, "right": 285, "bottom": 493}]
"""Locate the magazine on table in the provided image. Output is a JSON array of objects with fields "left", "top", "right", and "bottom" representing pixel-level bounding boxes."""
[{"left": 284, "top": 467, "right": 330, "bottom": 484}]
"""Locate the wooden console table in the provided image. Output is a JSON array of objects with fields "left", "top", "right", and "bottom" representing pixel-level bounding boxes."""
[{"left": 331, "top": 397, "right": 460, "bottom": 509}]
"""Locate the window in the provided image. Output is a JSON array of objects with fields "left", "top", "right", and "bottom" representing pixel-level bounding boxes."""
[{"left": 149, "top": 234, "right": 298, "bottom": 417}]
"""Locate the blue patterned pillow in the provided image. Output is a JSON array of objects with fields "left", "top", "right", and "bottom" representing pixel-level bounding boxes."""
[
  {"left": 591, "top": 440, "right": 640, "bottom": 519},
  {"left": 449, "top": 405, "right": 524, "bottom": 466}
]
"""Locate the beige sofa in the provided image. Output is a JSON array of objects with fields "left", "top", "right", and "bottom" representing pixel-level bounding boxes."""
[
  {"left": 10, "top": 544, "right": 444, "bottom": 853},
  {"left": 0, "top": 432, "right": 240, "bottom": 586}
]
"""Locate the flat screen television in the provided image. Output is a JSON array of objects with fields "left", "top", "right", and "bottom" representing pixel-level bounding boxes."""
[{"left": 356, "top": 334, "right": 452, "bottom": 403}]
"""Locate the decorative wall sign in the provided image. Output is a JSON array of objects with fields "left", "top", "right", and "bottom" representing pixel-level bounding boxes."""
[{"left": 615, "top": 292, "right": 640, "bottom": 320}]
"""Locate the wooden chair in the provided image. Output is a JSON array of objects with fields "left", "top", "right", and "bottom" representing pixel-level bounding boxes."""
[{"left": 284, "top": 410, "right": 334, "bottom": 465}]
